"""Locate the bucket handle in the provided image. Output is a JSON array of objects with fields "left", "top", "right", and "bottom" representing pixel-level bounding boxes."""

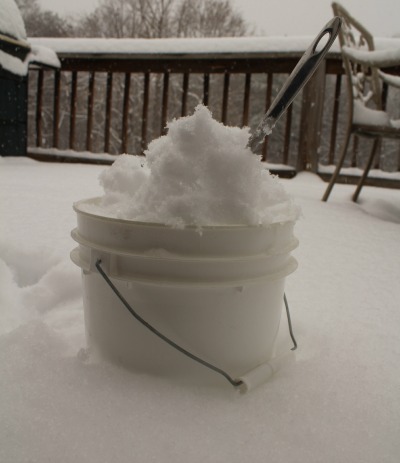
[{"left": 95, "top": 259, "right": 297, "bottom": 389}]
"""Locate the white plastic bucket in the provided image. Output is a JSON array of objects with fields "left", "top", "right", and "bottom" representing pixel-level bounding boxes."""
[{"left": 71, "top": 197, "right": 298, "bottom": 388}]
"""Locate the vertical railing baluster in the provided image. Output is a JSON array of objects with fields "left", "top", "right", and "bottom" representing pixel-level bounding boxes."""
[
  {"left": 283, "top": 104, "right": 293, "bottom": 165},
  {"left": 104, "top": 72, "right": 113, "bottom": 153},
  {"left": 53, "top": 70, "right": 61, "bottom": 149},
  {"left": 351, "top": 136, "right": 359, "bottom": 167},
  {"left": 328, "top": 74, "right": 342, "bottom": 165},
  {"left": 374, "top": 81, "right": 389, "bottom": 169},
  {"left": 161, "top": 71, "right": 169, "bottom": 135},
  {"left": 221, "top": 72, "right": 230, "bottom": 124},
  {"left": 203, "top": 73, "right": 209, "bottom": 106},
  {"left": 69, "top": 71, "right": 78, "bottom": 150},
  {"left": 86, "top": 71, "right": 95, "bottom": 152},
  {"left": 397, "top": 146, "right": 400, "bottom": 172},
  {"left": 35, "top": 69, "right": 44, "bottom": 147},
  {"left": 298, "top": 62, "right": 326, "bottom": 172},
  {"left": 262, "top": 73, "right": 273, "bottom": 162},
  {"left": 242, "top": 73, "right": 251, "bottom": 127},
  {"left": 121, "top": 72, "right": 131, "bottom": 153},
  {"left": 381, "top": 81, "right": 388, "bottom": 111},
  {"left": 181, "top": 72, "right": 189, "bottom": 117},
  {"left": 141, "top": 72, "right": 150, "bottom": 153}
]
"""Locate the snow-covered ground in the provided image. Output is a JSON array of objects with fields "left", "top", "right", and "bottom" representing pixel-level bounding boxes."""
[{"left": 1, "top": 156, "right": 400, "bottom": 463}]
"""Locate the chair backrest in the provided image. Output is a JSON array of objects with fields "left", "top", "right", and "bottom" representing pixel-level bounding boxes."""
[{"left": 332, "top": 2, "right": 383, "bottom": 111}]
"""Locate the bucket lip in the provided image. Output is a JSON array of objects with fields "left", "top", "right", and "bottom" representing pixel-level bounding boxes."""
[
  {"left": 71, "top": 227, "right": 299, "bottom": 261},
  {"left": 73, "top": 197, "right": 296, "bottom": 230},
  {"left": 72, "top": 247, "right": 298, "bottom": 287}
]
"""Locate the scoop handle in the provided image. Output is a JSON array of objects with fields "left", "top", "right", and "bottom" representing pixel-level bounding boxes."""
[{"left": 248, "top": 16, "right": 342, "bottom": 153}]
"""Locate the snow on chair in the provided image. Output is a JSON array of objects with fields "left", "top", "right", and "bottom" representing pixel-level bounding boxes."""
[{"left": 322, "top": 2, "right": 400, "bottom": 202}]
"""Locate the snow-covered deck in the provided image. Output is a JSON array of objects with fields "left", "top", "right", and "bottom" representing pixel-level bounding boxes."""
[{"left": 1, "top": 156, "right": 399, "bottom": 462}]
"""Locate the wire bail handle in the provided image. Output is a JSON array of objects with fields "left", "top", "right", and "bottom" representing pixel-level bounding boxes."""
[{"left": 95, "top": 259, "right": 297, "bottom": 389}]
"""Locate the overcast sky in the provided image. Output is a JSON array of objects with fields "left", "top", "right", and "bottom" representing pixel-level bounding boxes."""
[{"left": 38, "top": 0, "right": 400, "bottom": 37}]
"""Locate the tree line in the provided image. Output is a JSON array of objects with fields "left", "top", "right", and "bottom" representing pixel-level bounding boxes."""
[{"left": 16, "top": 0, "right": 252, "bottom": 38}]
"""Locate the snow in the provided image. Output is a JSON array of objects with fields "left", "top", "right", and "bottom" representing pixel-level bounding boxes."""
[
  {"left": 29, "top": 146, "right": 296, "bottom": 171},
  {"left": 86, "top": 105, "right": 299, "bottom": 227},
  {"left": 29, "top": 147, "right": 117, "bottom": 163},
  {"left": 29, "top": 36, "right": 400, "bottom": 57},
  {"left": 0, "top": 0, "right": 31, "bottom": 75},
  {"left": 0, "top": 0, "right": 27, "bottom": 41},
  {"left": 343, "top": 44, "right": 400, "bottom": 68},
  {"left": 0, "top": 48, "right": 29, "bottom": 75},
  {"left": 1, "top": 157, "right": 400, "bottom": 462},
  {"left": 0, "top": 43, "right": 60, "bottom": 76},
  {"left": 379, "top": 71, "right": 400, "bottom": 89},
  {"left": 318, "top": 163, "right": 400, "bottom": 182},
  {"left": 353, "top": 99, "right": 392, "bottom": 127},
  {"left": 0, "top": 45, "right": 61, "bottom": 76},
  {"left": 0, "top": 45, "right": 60, "bottom": 76},
  {"left": 0, "top": 1, "right": 60, "bottom": 76},
  {"left": 29, "top": 44, "right": 61, "bottom": 69},
  {"left": 30, "top": 35, "right": 339, "bottom": 56}
]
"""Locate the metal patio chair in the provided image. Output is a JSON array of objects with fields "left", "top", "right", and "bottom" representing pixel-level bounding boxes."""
[{"left": 322, "top": 2, "right": 400, "bottom": 202}]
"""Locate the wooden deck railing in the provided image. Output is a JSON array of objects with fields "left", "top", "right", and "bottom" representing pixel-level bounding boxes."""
[{"left": 26, "top": 39, "right": 400, "bottom": 184}]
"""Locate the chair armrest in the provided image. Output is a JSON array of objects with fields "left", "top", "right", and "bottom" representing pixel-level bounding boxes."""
[{"left": 342, "top": 45, "right": 400, "bottom": 68}]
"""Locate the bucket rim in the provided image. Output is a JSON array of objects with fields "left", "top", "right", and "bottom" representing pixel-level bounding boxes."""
[
  {"left": 73, "top": 197, "right": 297, "bottom": 230},
  {"left": 71, "top": 227, "right": 299, "bottom": 261},
  {"left": 71, "top": 247, "right": 298, "bottom": 287}
]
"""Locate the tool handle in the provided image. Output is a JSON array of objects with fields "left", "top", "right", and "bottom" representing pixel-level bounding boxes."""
[{"left": 248, "top": 16, "right": 341, "bottom": 153}]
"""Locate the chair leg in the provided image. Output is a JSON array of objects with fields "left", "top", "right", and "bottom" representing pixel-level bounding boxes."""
[
  {"left": 322, "top": 128, "right": 352, "bottom": 201},
  {"left": 352, "top": 138, "right": 380, "bottom": 202}
]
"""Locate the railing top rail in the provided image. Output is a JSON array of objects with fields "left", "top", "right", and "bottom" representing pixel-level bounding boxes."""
[
  {"left": 28, "top": 38, "right": 348, "bottom": 74},
  {"left": 30, "top": 36, "right": 343, "bottom": 60},
  {"left": 29, "top": 36, "right": 400, "bottom": 60}
]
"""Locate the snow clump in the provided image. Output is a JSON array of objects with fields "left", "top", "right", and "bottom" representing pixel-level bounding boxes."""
[{"left": 87, "top": 104, "right": 300, "bottom": 227}]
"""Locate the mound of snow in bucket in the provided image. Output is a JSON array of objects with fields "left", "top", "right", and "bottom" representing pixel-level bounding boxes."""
[{"left": 83, "top": 105, "right": 300, "bottom": 227}]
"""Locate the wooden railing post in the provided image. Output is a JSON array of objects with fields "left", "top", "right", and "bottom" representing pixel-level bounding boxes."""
[
  {"left": 86, "top": 71, "right": 95, "bottom": 152},
  {"left": 69, "top": 71, "right": 78, "bottom": 150},
  {"left": 297, "top": 61, "right": 326, "bottom": 172},
  {"left": 328, "top": 74, "right": 342, "bottom": 165},
  {"left": 35, "top": 69, "right": 43, "bottom": 147},
  {"left": 104, "top": 72, "right": 113, "bottom": 153},
  {"left": 52, "top": 70, "right": 61, "bottom": 149},
  {"left": 221, "top": 72, "right": 230, "bottom": 124},
  {"left": 261, "top": 73, "right": 273, "bottom": 163},
  {"left": 203, "top": 73, "right": 210, "bottom": 106},
  {"left": 141, "top": 72, "right": 150, "bottom": 153},
  {"left": 181, "top": 73, "right": 189, "bottom": 117},
  {"left": 161, "top": 71, "right": 169, "bottom": 135},
  {"left": 121, "top": 72, "right": 131, "bottom": 153},
  {"left": 242, "top": 73, "right": 251, "bottom": 127}
]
